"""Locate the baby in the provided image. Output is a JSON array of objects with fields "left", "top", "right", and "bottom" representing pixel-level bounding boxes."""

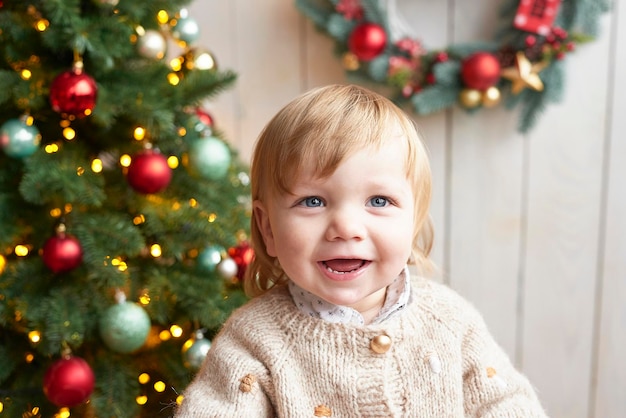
[{"left": 174, "top": 84, "right": 548, "bottom": 417}]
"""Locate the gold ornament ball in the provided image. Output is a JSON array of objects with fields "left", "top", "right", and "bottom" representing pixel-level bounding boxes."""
[
  {"left": 342, "top": 52, "right": 360, "bottom": 71},
  {"left": 481, "top": 86, "right": 501, "bottom": 107},
  {"left": 459, "top": 88, "right": 482, "bottom": 108}
]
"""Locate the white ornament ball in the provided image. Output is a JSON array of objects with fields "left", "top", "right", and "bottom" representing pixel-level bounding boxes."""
[
  {"left": 216, "top": 257, "right": 238, "bottom": 280},
  {"left": 137, "top": 29, "right": 167, "bottom": 60}
]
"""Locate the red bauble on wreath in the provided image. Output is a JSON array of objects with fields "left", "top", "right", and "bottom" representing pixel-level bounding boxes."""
[
  {"left": 460, "top": 52, "right": 502, "bottom": 90},
  {"left": 42, "top": 224, "right": 83, "bottom": 273},
  {"left": 49, "top": 61, "right": 97, "bottom": 118},
  {"left": 126, "top": 148, "right": 172, "bottom": 194},
  {"left": 348, "top": 22, "right": 387, "bottom": 61},
  {"left": 43, "top": 356, "right": 95, "bottom": 407}
]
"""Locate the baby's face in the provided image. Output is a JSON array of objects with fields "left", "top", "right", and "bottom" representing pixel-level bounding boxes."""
[{"left": 253, "top": 137, "right": 414, "bottom": 319}]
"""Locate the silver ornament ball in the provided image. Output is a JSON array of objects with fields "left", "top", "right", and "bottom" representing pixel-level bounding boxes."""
[
  {"left": 217, "top": 257, "right": 238, "bottom": 280},
  {"left": 182, "top": 337, "right": 212, "bottom": 370},
  {"left": 137, "top": 30, "right": 167, "bottom": 60}
]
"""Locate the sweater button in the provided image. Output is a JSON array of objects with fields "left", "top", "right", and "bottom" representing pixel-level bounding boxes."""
[{"left": 370, "top": 334, "right": 392, "bottom": 353}]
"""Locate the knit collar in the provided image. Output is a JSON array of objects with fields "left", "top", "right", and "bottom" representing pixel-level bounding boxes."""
[{"left": 287, "top": 266, "right": 411, "bottom": 326}]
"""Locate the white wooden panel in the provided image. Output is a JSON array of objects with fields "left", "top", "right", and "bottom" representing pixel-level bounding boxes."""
[
  {"left": 188, "top": 2, "right": 239, "bottom": 150},
  {"left": 393, "top": 0, "right": 452, "bottom": 272},
  {"left": 192, "top": 1, "right": 623, "bottom": 415},
  {"left": 521, "top": 14, "right": 613, "bottom": 418},
  {"left": 302, "top": 16, "right": 347, "bottom": 89},
  {"left": 447, "top": 0, "right": 523, "bottom": 359},
  {"left": 594, "top": 1, "right": 626, "bottom": 416}
]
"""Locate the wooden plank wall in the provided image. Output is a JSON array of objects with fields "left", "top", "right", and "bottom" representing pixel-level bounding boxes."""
[{"left": 188, "top": 0, "right": 625, "bottom": 416}]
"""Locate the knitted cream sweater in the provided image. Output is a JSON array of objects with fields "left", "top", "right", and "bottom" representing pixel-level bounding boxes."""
[{"left": 174, "top": 277, "right": 548, "bottom": 417}]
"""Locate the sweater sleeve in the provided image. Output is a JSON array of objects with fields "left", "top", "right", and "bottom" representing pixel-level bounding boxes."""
[
  {"left": 173, "top": 317, "right": 276, "bottom": 417},
  {"left": 459, "top": 301, "right": 549, "bottom": 418}
]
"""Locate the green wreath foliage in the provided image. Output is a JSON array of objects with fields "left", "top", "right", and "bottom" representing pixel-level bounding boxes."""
[{"left": 296, "top": 0, "right": 609, "bottom": 132}]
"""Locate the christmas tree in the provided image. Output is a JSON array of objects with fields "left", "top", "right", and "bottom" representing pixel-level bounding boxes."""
[{"left": 0, "top": 1, "right": 251, "bottom": 416}]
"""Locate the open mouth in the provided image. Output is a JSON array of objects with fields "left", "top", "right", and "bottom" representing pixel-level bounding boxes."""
[{"left": 322, "top": 259, "right": 368, "bottom": 274}]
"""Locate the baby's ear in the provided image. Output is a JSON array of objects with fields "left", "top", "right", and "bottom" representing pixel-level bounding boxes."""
[{"left": 253, "top": 200, "right": 276, "bottom": 256}]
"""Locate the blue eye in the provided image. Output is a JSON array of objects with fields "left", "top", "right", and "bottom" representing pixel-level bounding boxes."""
[
  {"left": 369, "top": 196, "right": 388, "bottom": 207},
  {"left": 301, "top": 197, "right": 323, "bottom": 207}
]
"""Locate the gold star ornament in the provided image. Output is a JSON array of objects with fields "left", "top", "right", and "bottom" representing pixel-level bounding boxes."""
[{"left": 501, "top": 51, "right": 548, "bottom": 94}]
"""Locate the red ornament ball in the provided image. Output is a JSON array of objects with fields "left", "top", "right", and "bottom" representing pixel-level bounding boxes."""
[
  {"left": 348, "top": 23, "right": 387, "bottom": 61},
  {"left": 42, "top": 234, "right": 83, "bottom": 273},
  {"left": 228, "top": 241, "right": 254, "bottom": 280},
  {"left": 195, "top": 108, "right": 214, "bottom": 127},
  {"left": 460, "top": 52, "right": 502, "bottom": 90},
  {"left": 127, "top": 149, "right": 172, "bottom": 194},
  {"left": 49, "top": 69, "right": 97, "bottom": 118},
  {"left": 43, "top": 356, "right": 95, "bottom": 407}
]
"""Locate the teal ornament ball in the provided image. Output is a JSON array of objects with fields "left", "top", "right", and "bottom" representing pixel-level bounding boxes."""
[
  {"left": 187, "top": 136, "right": 231, "bottom": 180},
  {"left": 0, "top": 118, "right": 41, "bottom": 158},
  {"left": 172, "top": 14, "right": 200, "bottom": 45},
  {"left": 197, "top": 245, "right": 224, "bottom": 273},
  {"left": 182, "top": 337, "right": 211, "bottom": 370},
  {"left": 99, "top": 302, "right": 151, "bottom": 353}
]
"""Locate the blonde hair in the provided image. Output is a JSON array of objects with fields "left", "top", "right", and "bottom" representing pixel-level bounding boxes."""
[{"left": 244, "top": 84, "right": 434, "bottom": 297}]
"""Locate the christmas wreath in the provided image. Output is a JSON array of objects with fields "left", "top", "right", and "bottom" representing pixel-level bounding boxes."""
[{"left": 295, "top": 0, "right": 609, "bottom": 132}]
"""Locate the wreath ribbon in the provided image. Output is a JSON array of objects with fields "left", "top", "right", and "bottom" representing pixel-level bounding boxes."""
[{"left": 296, "top": 0, "right": 609, "bottom": 132}]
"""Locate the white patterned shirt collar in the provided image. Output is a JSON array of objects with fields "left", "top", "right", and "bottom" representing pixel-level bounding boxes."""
[{"left": 287, "top": 266, "right": 411, "bottom": 326}]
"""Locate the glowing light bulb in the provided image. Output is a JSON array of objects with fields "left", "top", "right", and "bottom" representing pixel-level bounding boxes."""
[
  {"left": 28, "top": 330, "right": 41, "bottom": 343},
  {"left": 167, "top": 156, "right": 179, "bottom": 168},
  {"left": 45, "top": 143, "right": 60, "bottom": 153},
  {"left": 35, "top": 19, "right": 49, "bottom": 31},
  {"left": 157, "top": 10, "right": 169, "bottom": 24},
  {"left": 168, "top": 73, "right": 180, "bottom": 86},
  {"left": 139, "top": 293, "right": 150, "bottom": 305},
  {"left": 138, "top": 373, "right": 150, "bottom": 384},
  {"left": 170, "top": 325, "right": 183, "bottom": 338},
  {"left": 182, "top": 338, "right": 194, "bottom": 350},
  {"left": 150, "top": 244, "right": 162, "bottom": 258},
  {"left": 136, "top": 395, "right": 148, "bottom": 405},
  {"left": 120, "top": 154, "right": 132, "bottom": 167},
  {"left": 15, "top": 245, "right": 29, "bottom": 257},
  {"left": 91, "top": 158, "right": 103, "bottom": 173},
  {"left": 169, "top": 57, "right": 183, "bottom": 71},
  {"left": 63, "top": 126, "right": 76, "bottom": 140},
  {"left": 134, "top": 127, "right": 146, "bottom": 141},
  {"left": 154, "top": 381, "right": 166, "bottom": 392}
]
